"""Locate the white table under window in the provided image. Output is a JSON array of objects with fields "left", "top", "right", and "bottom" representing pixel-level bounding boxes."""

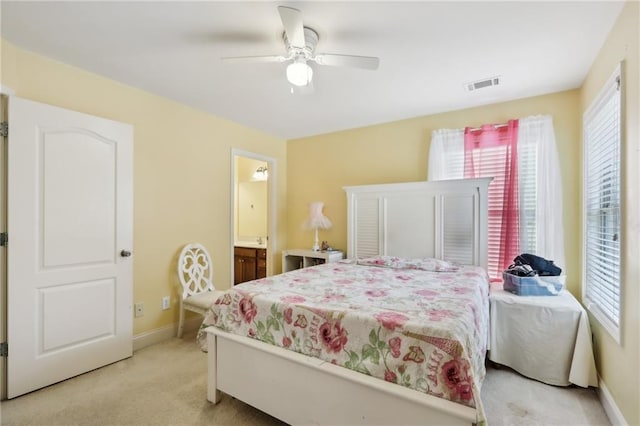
[{"left": 488, "top": 283, "right": 598, "bottom": 388}]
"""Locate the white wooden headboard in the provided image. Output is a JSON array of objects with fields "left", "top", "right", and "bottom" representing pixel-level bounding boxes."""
[{"left": 343, "top": 178, "right": 491, "bottom": 269}]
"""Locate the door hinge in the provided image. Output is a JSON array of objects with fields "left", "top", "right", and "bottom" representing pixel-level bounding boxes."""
[
  {"left": 0, "top": 232, "right": 7, "bottom": 247},
  {"left": 0, "top": 121, "right": 7, "bottom": 138},
  {"left": 0, "top": 342, "right": 7, "bottom": 357}
]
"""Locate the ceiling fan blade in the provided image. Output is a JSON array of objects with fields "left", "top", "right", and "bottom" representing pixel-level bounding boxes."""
[
  {"left": 221, "top": 55, "right": 287, "bottom": 64},
  {"left": 314, "top": 54, "right": 380, "bottom": 70},
  {"left": 278, "top": 6, "right": 306, "bottom": 49}
]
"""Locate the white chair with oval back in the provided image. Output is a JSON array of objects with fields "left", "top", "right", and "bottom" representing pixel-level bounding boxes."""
[{"left": 177, "top": 243, "right": 224, "bottom": 338}]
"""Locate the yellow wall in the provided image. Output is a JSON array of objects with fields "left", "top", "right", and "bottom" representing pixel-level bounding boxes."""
[
  {"left": 579, "top": 1, "right": 639, "bottom": 424},
  {"left": 1, "top": 39, "right": 288, "bottom": 335},
  {"left": 288, "top": 90, "right": 582, "bottom": 293}
]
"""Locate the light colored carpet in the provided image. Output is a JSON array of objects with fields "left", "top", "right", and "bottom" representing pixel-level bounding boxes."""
[
  {"left": 1, "top": 330, "right": 610, "bottom": 426},
  {"left": 482, "top": 364, "right": 609, "bottom": 426}
]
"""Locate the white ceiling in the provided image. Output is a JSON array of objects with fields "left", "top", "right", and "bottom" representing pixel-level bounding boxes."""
[{"left": 0, "top": 1, "right": 625, "bottom": 140}]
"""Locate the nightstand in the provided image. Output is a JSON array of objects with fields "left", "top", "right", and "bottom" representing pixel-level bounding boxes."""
[
  {"left": 488, "top": 282, "right": 597, "bottom": 387},
  {"left": 282, "top": 249, "right": 344, "bottom": 272}
]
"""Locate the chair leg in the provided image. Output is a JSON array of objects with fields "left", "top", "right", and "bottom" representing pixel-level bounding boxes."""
[{"left": 177, "top": 302, "right": 185, "bottom": 338}]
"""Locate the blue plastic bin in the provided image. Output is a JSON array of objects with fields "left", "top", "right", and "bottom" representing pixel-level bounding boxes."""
[{"left": 502, "top": 272, "right": 566, "bottom": 296}]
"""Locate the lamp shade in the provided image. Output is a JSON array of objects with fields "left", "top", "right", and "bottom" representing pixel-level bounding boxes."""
[{"left": 304, "top": 202, "right": 332, "bottom": 230}]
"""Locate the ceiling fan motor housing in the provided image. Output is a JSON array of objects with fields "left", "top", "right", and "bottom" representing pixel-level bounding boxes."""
[{"left": 283, "top": 27, "right": 319, "bottom": 59}]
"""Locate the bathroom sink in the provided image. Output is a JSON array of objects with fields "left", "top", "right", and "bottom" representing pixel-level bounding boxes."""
[{"left": 235, "top": 241, "right": 267, "bottom": 249}]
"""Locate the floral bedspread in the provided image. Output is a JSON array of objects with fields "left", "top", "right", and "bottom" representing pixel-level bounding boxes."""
[{"left": 199, "top": 257, "right": 489, "bottom": 423}]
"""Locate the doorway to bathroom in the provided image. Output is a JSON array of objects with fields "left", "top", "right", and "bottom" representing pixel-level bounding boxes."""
[{"left": 230, "top": 150, "right": 276, "bottom": 286}]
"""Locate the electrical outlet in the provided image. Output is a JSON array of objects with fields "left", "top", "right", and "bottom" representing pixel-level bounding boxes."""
[
  {"left": 162, "top": 296, "right": 170, "bottom": 310},
  {"left": 134, "top": 302, "right": 144, "bottom": 318}
]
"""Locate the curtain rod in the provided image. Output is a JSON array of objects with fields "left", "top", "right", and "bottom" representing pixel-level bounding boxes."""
[{"left": 468, "top": 122, "right": 508, "bottom": 132}]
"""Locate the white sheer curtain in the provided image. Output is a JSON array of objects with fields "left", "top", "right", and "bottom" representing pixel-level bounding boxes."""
[
  {"left": 518, "top": 115, "right": 565, "bottom": 268},
  {"left": 427, "top": 128, "right": 464, "bottom": 180},
  {"left": 427, "top": 115, "right": 565, "bottom": 269}
]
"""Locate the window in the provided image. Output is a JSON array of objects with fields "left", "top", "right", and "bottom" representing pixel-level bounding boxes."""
[
  {"left": 428, "top": 116, "right": 564, "bottom": 282},
  {"left": 463, "top": 121, "right": 520, "bottom": 280},
  {"left": 583, "top": 63, "right": 622, "bottom": 344},
  {"left": 517, "top": 138, "right": 538, "bottom": 254}
]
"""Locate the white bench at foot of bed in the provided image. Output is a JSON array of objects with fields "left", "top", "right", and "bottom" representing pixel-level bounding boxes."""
[{"left": 206, "top": 327, "right": 478, "bottom": 426}]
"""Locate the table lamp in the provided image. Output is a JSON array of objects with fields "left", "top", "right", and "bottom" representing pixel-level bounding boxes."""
[{"left": 304, "top": 202, "right": 332, "bottom": 251}]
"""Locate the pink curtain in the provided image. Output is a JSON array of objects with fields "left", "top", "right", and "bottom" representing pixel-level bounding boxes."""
[{"left": 464, "top": 120, "right": 520, "bottom": 281}]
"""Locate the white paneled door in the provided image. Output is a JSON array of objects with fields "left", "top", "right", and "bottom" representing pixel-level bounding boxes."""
[{"left": 6, "top": 97, "right": 133, "bottom": 398}]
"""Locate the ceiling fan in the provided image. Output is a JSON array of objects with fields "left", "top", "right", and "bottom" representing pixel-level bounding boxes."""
[{"left": 221, "top": 6, "right": 380, "bottom": 91}]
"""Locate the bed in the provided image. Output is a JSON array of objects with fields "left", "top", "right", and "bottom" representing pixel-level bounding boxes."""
[{"left": 201, "top": 178, "right": 492, "bottom": 425}]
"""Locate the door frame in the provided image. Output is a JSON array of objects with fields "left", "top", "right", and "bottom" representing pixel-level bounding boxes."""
[
  {"left": 0, "top": 90, "right": 13, "bottom": 400},
  {"left": 0, "top": 88, "right": 16, "bottom": 401},
  {"left": 230, "top": 149, "right": 277, "bottom": 287}
]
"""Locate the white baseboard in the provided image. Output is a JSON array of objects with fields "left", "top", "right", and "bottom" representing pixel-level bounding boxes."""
[
  {"left": 132, "top": 317, "right": 202, "bottom": 352},
  {"left": 598, "top": 376, "right": 628, "bottom": 426}
]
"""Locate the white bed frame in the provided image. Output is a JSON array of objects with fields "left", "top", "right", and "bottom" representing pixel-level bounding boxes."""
[{"left": 206, "top": 178, "right": 491, "bottom": 425}]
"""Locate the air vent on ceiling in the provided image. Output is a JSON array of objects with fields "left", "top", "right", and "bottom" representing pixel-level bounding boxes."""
[{"left": 464, "top": 76, "right": 501, "bottom": 92}]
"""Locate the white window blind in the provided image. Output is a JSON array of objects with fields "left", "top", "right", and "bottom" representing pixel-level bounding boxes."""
[
  {"left": 518, "top": 140, "right": 537, "bottom": 254},
  {"left": 466, "top": 144, "right": 522, "bottom": 279},
  {"left": 583, "top": 63, "right": 622, "bottom": 344}
]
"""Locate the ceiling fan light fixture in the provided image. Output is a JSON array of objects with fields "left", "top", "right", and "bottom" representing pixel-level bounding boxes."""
[{"left": 286, "top": 59, "right": 313, "bottom": 87}]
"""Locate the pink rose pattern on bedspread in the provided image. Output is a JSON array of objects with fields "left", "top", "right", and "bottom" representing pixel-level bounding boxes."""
[{"left": 198, "top": 260, "right": 489, "bottom": 422}]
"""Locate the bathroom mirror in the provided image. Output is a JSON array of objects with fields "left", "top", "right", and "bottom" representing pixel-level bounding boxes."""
[{"left": 238, "top": 181, "right": 267, "bottom": 240}]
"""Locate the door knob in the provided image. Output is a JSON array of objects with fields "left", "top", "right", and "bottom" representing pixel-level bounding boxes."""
[{"left": 120, "top": 249, "right": 132, "bottom": 257}]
